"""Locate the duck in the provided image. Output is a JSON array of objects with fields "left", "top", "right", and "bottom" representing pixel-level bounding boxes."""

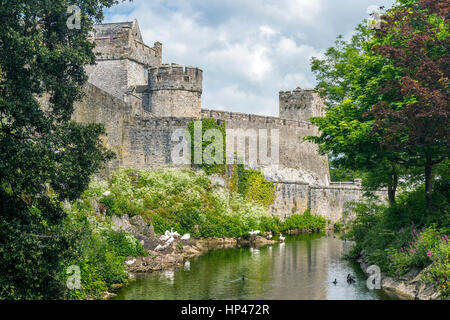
[
  {"left": 267, "top": 233, "right": 273, "bottom": 240},
  {"left": 279, "top": 233, "right": 285, "bottom": 242},
  {"left": 347, "top": 274, "right": 356, "bottom": 283},
  {"left": 249, "top": 230, "right": 260, "bottom": 236},
  {"left": 332, "top": 278, "right": 337, "bottom": 285},
  {"left": 125, "top": 258, "right": 136, "bottom": 265}
]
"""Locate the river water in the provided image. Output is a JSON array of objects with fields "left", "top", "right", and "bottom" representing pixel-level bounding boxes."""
[{"left": 114, "top": 234, "right": 395, "bottom": 300}]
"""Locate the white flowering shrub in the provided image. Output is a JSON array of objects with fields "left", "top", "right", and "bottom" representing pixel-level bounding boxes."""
[{"left": 81, "top": 168, "right": 279, "bottom": 238}]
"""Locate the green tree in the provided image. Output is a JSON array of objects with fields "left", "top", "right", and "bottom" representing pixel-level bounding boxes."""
[
  {"left": 0, "top": 0, "right": 119, "bottom": 299},
  {"left": 308, "top": 24, "right": 405, "bottom": 205},
  {"left": 308, "top": 0, "right": 449, "bottom": 205},
  {"left": 370, "top": 0, "right": 449, "bottom": 205}
]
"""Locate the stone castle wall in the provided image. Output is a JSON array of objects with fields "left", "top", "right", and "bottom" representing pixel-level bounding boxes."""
[
  {"left": 270, "top": 181, "right": 387, "bottom": 223},
  {"left": 75, "top": 82, "right": 387, "bottom": 224},
  {"left": 72, "top": 83, "right": 132, "bottom": 176},
  {"left": 201, "top": 109, "right": 330, "bottom": 186}
]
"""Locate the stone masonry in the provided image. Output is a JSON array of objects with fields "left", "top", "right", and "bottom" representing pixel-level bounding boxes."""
[{"left": 74, "top": 19, "right": 387, "bottom": 223}]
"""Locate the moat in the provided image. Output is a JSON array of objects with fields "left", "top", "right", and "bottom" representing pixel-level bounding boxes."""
[{"left": 114, "top": 234, "right": 395, "bottom": 300}]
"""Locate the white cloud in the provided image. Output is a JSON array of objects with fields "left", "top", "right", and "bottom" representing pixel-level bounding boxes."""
[
  {"left": 286, "top": 0, "right": 323, "bottom": 23},
  {"left": 259, "top": 26, "right": 277, "bottom": 38},
  {"left": 103, "top": 0, "right": 396, "bottom": 116}
]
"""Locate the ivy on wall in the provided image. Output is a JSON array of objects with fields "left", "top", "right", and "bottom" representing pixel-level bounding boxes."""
[
  {"left": 187, "top": 118, "right": 226, "bottom": 175},
  {"left": 187, "top": 118, "right": 275, "bottom": 207},
  {"left": 230, "top": 163, "right": 276, "bottom": 208}
]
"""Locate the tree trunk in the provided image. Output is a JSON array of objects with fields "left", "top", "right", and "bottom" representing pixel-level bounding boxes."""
[
  {"left": 424, "top": 159, "right": 433, "bottom": 206},
  {"left": 387, "top": 165, "right": 398, "bottom": 206}
]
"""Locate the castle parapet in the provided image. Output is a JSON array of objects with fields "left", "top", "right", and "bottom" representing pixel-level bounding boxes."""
[
  {"left": 143, "top": 64, "right": 203, "bottom": 118},
  {"left": 91, "top": 21, "right": 162, "bottom": 66},
  {"left": 279, "top": 87, "right": 325, "bottom": 122},
  {"left": 201, "top": 109, "right": 314, "bottom": 129},
  {"left": 148, "top": 64, "right": 203, "bottom": 93}
]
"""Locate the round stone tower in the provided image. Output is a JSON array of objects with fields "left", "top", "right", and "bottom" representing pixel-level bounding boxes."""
[{"left": 144, "top": 63, "right": 202, "bottom": 118}]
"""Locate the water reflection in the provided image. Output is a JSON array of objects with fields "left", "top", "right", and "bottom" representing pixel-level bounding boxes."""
[{"left": 114, "top": 235, "right": 395, "bottom": 300}]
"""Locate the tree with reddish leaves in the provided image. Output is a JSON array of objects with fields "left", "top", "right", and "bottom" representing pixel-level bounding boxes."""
[{"left": 370, "top": 0, "right": 449, "bottom": 205}]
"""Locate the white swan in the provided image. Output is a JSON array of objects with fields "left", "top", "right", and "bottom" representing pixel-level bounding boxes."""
[
  {"left": 160, "top": 233, "right": 170, "bottom": 241},
  {"left": 125, "top": 258, "right": 136, "bottom": 265},
  {"left": 279, "top": 233, "right": 285, "bottom": 242},
  {"left": 165, "top": 236, "right": 175, "bottom": 245},
  {"left": 180, "top": 233, "right": 190, "bottom": 240},
  {"left": 249, "top": 230, "right": 260, "bottom": 236},
  {"left": 171, "top": 228, "right": 180, "bottom": 238},
  {"left": 161, "top": 228, "right": 180, "bottom": 241}
]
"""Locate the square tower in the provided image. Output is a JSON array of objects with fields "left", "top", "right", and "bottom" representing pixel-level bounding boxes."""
[
  {"left": 279, "top": 87, "right": 325, "bottom": 122},
  {"left": 86, "top": 19, "right": 162, "bottom": 100}
]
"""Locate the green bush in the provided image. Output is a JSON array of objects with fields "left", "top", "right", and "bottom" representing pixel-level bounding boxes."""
[
  {"left": 104, "top": 229, "right": 146, "bottom": 258},
  {"left": 345, "top": 182, "right": 450, "bottom": 298},
  {"left": 384, "top": 247, "right": 413, "bottom": 277},
  {"left": 59, "top": 209, "right": 146, "bottom": 299},
  {"left": 230, "top": 164, "right": 276, "bottom": 208},
  {"left": 63, "top": 261, "right": 108, "bottom": 300},
  {"left": 423, "top": 240, "right": 450, "bottom": 298},
  {"left": 81, "top": 168, "right": 331, "bottom": 242},
  {"left": 281, "top": 210, "right": 326, "bottom": 232},
  {"left": 333, "top": 222, "right": 343, "bottom": 232},
  {"left": 84, "top": 169, "right": 279, "bottom": 239}
]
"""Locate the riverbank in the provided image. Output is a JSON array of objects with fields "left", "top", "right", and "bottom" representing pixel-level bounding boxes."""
[
  {"left": 112, "top": 234, "right": 393, "bottom": 300},
  {"left": 76, "top": 168, "right": 326, "bottom": 300},
  {"left": 357, "top": 254, "right": 442, "bottom": 300},
  {"left": 104, "top": 214, "right": 276, "bottom": 299},
  {"left": 124, "top": 235, "right": 277, "bottom": 273}
]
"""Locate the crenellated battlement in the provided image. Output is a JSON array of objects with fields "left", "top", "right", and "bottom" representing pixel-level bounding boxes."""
[
  {"left": 279, "top": 87, "right": 325, "bottom": 122},
  {"left": 93, "top": 39, "right": 162, "bottom": 64},
  {"left": 148, "top": 64, "right": 203, "bottom": 93},
  {"left": 91, "top": 21, "right": 162, "bottom": 66},
  {"left": 86, "top": 20, "right": 162, "bottom": 99},
  {"left": 201, "top": 109, "right": 314, "bottom": 129}
]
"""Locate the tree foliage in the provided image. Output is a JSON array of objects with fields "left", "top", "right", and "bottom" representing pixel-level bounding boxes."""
[
  {"left": 308, "top": 24, "right": 403, "bottom": 204},
  {"left": 308, "top": 0, "right": 449, "bottom": 205},
  {"left": 370, "top": 0, "right": 449, "bottom": 204},
  {"left": 0, "top": 0, "right": 120, "bottom": 299}
]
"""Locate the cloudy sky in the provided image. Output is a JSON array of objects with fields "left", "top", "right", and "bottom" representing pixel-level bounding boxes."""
[{"left": 104, "top": 0, "right": 395, "bottom": 116}]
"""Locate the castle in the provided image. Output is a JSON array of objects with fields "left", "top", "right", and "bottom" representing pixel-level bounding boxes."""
[{"left": 73, "top": 20, "right": 386, "bottom": 222}]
